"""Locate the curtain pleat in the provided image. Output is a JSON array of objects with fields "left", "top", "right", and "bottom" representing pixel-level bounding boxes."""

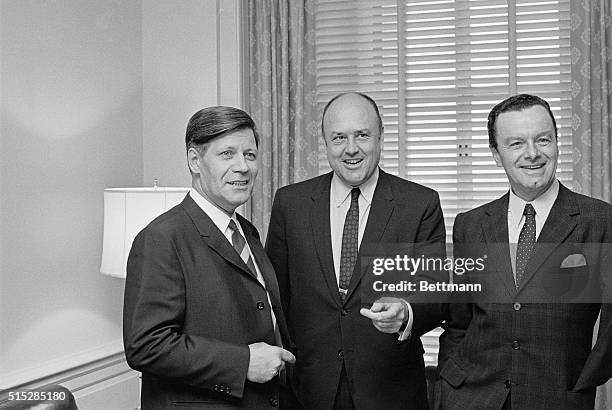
[
  {"left": 570, "top": 2, "right": 612, "bottom": 407},
  {"left": 245, "top": 0, "right": 319, "bottom": 238},
  {"left": 571, "top": 0, "right": 612, "bottom": 203}
]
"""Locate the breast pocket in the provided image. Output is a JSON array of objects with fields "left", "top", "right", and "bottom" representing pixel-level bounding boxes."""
[{"left": 539, "top": 265, "right": 590, "bottom": 302}]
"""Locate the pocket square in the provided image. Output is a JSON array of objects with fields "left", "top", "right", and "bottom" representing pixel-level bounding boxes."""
[{"left": 560, "top": 253, "right": 587, "bottom": 268}]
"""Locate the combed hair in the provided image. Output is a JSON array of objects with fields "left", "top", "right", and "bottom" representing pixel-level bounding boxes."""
[
  {"left": 487, "top": 94, "right": 558, "bottom": 148},
  {"left": 185, "top": 106, "right": 259, "bottom": 151}
]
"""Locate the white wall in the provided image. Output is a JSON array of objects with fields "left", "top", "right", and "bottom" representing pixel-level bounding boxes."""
[
  {"left": 0, "top": 0, "right": 241, "bottom": 397},
  {"left": 0, "top": 0, "right": 143, "bottom": 387},
  {"left": 142, "top": 0, "right": 242, "bottom": 187}
]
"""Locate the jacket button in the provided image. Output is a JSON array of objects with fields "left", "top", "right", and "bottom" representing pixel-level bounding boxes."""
[
  {"left": 225, "top": 386, "right": 231, "bottom": 394},
  {"left": 257, "top": 302, "right": 265, "bottom": 310},
  {"left": 341, "top": 309, "right": 350, "bottom": 316},
  {"left": 269, "top": 397, "right": 279, "bottom": 407},
  {"left": 513, "top": 302, "right": 521, "bottom": 311},
  {"left": 512, "top": 340, "right": 520, "bottom": 350},
  {"left": 337, "top": 350, "right": 344, "bottom": 359},
  {"left": 505, "top": 379, "right": 511, "bottom": 389},
  {"left": 213, "top": 384, "right": 220, "bottom": 391}
]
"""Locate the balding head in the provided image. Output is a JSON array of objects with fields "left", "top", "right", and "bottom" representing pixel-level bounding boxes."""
[
  {"left": 321, "top": 92, "right": 383, "bottom": 138},
  {"left": 321, "top": 92, "right": 384, "bottom": 187}
]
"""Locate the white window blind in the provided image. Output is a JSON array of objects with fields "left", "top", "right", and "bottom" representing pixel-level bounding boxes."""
[
  {"left": 315, "top": 0, "right": 572, "bottom": 239},
  {"left": 315, "top": 0, "right": 572, "bottom": 366}
]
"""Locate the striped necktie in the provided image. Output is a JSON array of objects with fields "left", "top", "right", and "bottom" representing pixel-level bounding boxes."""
[
  {"left": 228, "top": 219, "right": 257, "bottom": 278},
  {"left": 228, "top": 219, "right": 282, "bottom": 347}
]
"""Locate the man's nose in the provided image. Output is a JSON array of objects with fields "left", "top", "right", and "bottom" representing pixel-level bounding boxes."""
[
  {"left": 232, "top": 154, "right": 249, "bottom": 172},
  {"left": 524, "top": 140, "right": 540, "bottom": 159},
  {"left": 345, "top": 136, "right": 359, "bottom": 154}
]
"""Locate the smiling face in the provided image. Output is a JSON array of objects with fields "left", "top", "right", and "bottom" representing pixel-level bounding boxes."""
[
  {"left": 188, "top": 127, "right": 258, "bottom": 215},
  {"left": 322, "top": 94, "right": 383, "bottom": 187},
  {"left": 491, "top": 104, "right": 558, "bottom": 201}
]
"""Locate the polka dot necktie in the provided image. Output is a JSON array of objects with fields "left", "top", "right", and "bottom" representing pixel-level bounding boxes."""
[
  {"left": 339, "top": 188, "right": 360, "bottom": 301},
  {"left": 515, "top": 203, "right": 536, "bottom": 288}
]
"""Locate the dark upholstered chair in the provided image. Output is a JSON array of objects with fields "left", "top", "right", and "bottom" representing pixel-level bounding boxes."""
[{"left": 0, "top": 385, "right": 77, "bottom": 410}]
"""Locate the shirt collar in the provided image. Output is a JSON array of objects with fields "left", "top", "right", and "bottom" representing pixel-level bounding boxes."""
[
  {"left": 331, "top": 167, "right": 379, "bottom": 208},
  {"left": 189, "top": 188, "right": 235, "bottom": 233},
  {"left": 508, "top": 179, "right": 559, "bottom": 229}
]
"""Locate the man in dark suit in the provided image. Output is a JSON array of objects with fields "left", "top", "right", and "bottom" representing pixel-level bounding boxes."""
[
  {"left": 266, "top": 92, "right": 446, "bottom": 409},
  {"left": 123, "top": 106, "right": 296, "bottom": 409},
  {"left": 438, "top": 94, "right": 612, "bottom": 409}
]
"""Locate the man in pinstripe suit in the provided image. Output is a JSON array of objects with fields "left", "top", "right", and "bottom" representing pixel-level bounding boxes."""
[{"left": 437, "top": 94, "right": 612, "bottom": 409}]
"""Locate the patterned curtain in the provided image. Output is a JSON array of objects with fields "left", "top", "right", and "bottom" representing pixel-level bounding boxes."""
[
  {"left": 570, "top": 1, "right": 612, "bottom": 408},
  {"left": 245, "top": 0, "right": 319, "bottom": 237},
  {"left": 571, "top": 0, "right": 612, "bottom": 202}
]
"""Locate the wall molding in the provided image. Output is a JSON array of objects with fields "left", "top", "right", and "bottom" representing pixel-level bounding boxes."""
[
  {"left": 0, "top": 345, "right": 139, "bottom": 409},
  {"left": 217, "top": 0, "right": 242, "bottom": 107},
  {"left": 0, "top": 340, "right": 124, "bottom": 391}
]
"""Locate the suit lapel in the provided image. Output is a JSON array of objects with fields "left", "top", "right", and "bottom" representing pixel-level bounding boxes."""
[
  {"left": 241, "top": 216, "right": 276, "bottom": 292},
  {"left": 310, "top": 173, "right": 343, "bottom": 307},
  {"left": 482, "top": 193, "right": 517, "bottom": 299},
  {"left": 182, "top": 195, "right": 292, "bottom": 345},
  {"left": 181, "top": 195, "right": 259, "bottom": 282},
  {"left": 518, "top": 183, "right": 579, "bottom": 292},
  {"left": 346, "top": 170, "right": 394, "bottom": 301},
  {"left": 243, "top": 220, "right": 292, "bottom": 343}
]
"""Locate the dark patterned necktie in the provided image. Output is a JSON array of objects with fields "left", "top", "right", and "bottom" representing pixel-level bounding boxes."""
[
  {"left": 228, "top": 219, "right": 257, "bottom": 278},
  {"left": 515, "top": 203, "right": 536, "bottom": 288},
  {"left": 339, "top": 188, "right": 360, "bottom": 301}
]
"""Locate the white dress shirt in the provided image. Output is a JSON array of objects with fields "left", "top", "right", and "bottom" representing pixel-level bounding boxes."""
[
  {"left": 507, "top": 179, "right": 559, "bottom": 279},
  {"left": 329, "top": 169, "right": 412, "bottom": 340},
  {"left": 330, "top": 167, "right": 379, "bottom": 283}
]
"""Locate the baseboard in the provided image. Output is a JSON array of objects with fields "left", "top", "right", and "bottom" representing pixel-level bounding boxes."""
[
  {"left": 1, "top": 340, "right": 125, "bottom": 390},
  {"left": 0, "top": 350, "right": 140, "bottom": 410}
]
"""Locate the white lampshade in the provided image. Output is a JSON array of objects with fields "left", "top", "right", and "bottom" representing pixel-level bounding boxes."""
[{"left": 100, "top": 187, "right": 190, "bottom": 278}]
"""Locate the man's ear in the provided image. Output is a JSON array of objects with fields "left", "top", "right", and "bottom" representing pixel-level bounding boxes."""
[
  {"left": 490, "top": 146, "right": 502, "bottom": 167},
  {"left": 377, "top": 126, "right": 385, "bottom": 155},
  {"left": 187, "top": 147, "right": 201, "bottom": 174}
]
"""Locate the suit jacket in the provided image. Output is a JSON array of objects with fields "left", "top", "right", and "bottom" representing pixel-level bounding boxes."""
[
  {"left": 438, "top": 183, "right": 612, "bottom": 410},
  {"left": 266, "top": 169, "right": 446, "bottom": 410},
  {"left": 123, "top": 194, "right": 292, "bottom": 410}
]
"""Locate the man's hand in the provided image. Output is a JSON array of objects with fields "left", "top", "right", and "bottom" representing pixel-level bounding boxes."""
[
  {"left": 359, "top": 297, "right": 409, "bottom": 334},
  {"left": 247, "top": 342, "right": 296, "bottom": 383}
]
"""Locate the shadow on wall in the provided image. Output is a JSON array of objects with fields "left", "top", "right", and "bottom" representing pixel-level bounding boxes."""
[{"left": 0, "top": 93, "right": 141, "bottom": 388}]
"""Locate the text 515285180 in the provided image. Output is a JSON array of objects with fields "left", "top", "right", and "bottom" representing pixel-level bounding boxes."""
[{"left": 8, "top": 391, "right": 67, "bottom": 401}]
